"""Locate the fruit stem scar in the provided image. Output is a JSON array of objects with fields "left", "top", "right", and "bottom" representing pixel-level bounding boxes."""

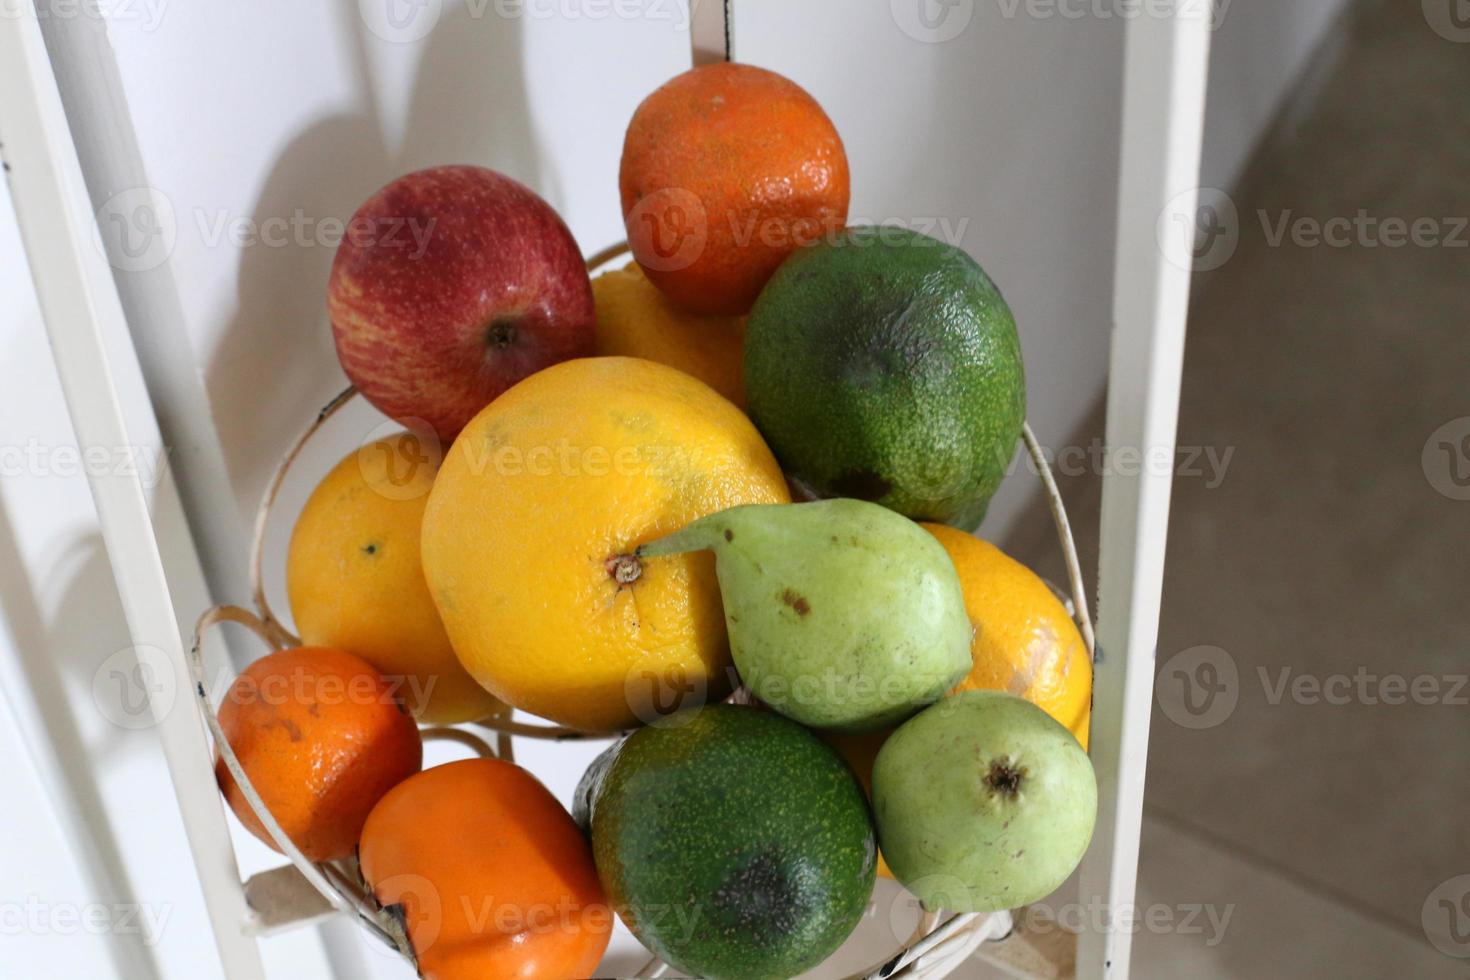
[
  {"left": 606, "top": 554, "right": 643, "bottom": 586},
  {"left": 484, "top": 318, "right": 517, "bottom": 350},
  {"left": 985, "top": 758, "right": 1026, "bottom": 799}
]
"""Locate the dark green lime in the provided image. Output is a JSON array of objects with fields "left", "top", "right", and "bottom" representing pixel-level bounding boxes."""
[
  {"left": 577, "top": 705, "right": 876, "bottom": 980},
  {"left": 745, "top": 226, "right": 1026, "bottom": 529}
]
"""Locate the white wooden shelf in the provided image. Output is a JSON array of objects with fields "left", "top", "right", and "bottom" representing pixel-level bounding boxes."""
[{"left": 0, "top": 1, "right": 1210, "bottom": 976}]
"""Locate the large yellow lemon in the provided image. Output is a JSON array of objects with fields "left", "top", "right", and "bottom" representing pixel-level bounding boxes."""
[
  {"left": 421, "top": 357, "right": 789, "bottom": 731},
  {"left": 924, "top": 523, "right": 1092, "bottom": 749},
  {"left": 287, "top": 434, "right": 503, "bottom": 724},
  {"left": 592, "top": 263, "right": 746, "bottom": 407}
]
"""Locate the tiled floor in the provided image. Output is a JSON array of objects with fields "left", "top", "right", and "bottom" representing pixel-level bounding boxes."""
[{"left": 986, "top": 0, "right": 1470, "bottom": 976}]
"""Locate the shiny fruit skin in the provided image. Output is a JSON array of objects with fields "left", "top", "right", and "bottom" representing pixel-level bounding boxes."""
[
  {"left": 620, "top": 63, "right": 849, "bottom": 316},
  {"left": 329, "top": 165, "right": 595, "bottom": 442},
  {"left": 420, "top": 357, "right": 789, "bottom": 731},
  {"left": 359, "top": 759, "right": 611, "bottom": 980},
  {"left": 215, "top": 647, "right": 422, "bottom": 863},
  {"left": 592, "top": 263, "right": 746, "bottom": 407},
  {"left": 287, "top": 434, "right": 503, "bottom": 724},
  {"left": 924, "top": 524, "right": 1092, "bottom": 750}
]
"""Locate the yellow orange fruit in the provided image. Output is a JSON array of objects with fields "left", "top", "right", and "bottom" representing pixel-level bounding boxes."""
[
  {"left": 287, "top": 434, "right": 502, "bottom": 724},
  {"left": 421, "top": 357, "right": 789, "bottom": 731},
  {"left": 592, "top": 263, "right": 746, "bottom": 407},
  {"left": 923, "top": 523, "right": 1092, "bottom": 749}
]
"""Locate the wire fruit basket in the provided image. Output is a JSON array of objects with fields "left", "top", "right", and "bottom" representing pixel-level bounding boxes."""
[{"left": 187, "top": 237, "right": 1096, "bottom": 976}]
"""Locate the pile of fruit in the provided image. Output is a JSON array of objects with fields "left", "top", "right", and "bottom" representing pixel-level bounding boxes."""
[{"left": 212, "top": 62, "right": 1097, "bottom": 980}]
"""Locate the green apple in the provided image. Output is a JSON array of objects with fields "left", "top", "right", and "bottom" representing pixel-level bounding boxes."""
[{"left": 872, "top": 690, "right": 1097, "bottom": 911}]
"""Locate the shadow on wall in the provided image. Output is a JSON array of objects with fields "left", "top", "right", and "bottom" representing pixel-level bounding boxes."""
[
  {"left": 0, "top": 500, "right": 158, "bottom": 980},
  {"left": 205, "top": 0, "right": 541, "bottom": 516}
]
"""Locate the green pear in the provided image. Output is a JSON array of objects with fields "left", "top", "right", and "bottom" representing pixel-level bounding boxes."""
[
  {"left": 872, "top": 690, "right": 1097, "bottom": 912},
  {"left": 637, "top": 499, "right": 972, "bottom": 731}
]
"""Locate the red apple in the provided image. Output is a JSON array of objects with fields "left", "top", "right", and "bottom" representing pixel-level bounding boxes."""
[{"left": 329, "top": 166, "right": 594, "bottom": 441}]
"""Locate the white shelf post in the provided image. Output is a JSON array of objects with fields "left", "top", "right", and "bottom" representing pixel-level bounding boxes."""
[
  {"left": 0, "top": 5, "right": 265, "bottom": 979},
  {"left": 1077, "top": 6, "right": 1214, "bottom": 980}
]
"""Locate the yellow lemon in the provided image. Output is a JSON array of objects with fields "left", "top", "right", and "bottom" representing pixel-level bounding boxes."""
[
  {"left": 286, "top": 434, "right": 502, "bottom": 723},
  {"left": 421, "top": 357, "right": 788, "bottom": 731},
  {"left": 592, "top": 263, "right": 746, "bottom": 407}
]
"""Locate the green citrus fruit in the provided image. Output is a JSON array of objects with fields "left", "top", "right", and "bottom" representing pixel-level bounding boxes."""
[{"left": 744, "top": 227, "right": 1025, "bottom": 529}]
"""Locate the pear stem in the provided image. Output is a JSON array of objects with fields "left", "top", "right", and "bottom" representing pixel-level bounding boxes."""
[{"left": 635, "top": 518, "right": 725, "bottom": 559}]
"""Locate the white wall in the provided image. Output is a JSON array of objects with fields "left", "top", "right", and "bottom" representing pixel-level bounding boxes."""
[
  {"left": 0, "top": 176, "right": 338, "bottom": 978},
  {"left": 5, "top": 0, "right": 1348, "bottom": 977}
]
